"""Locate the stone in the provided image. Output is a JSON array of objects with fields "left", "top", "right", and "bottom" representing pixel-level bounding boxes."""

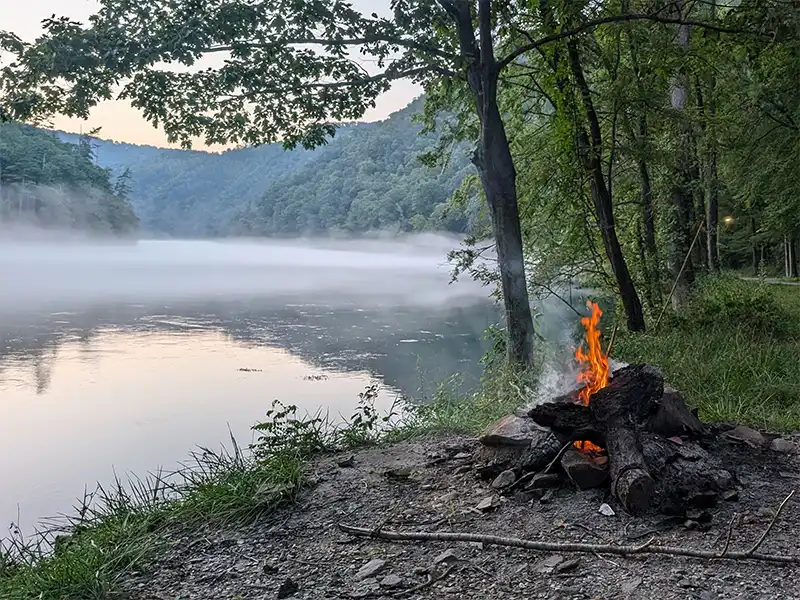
[
  {"left": 476, "top": 496, "right": 499, "bottom": 512},
  {"left": 722, "top": 425, "right": 765, "bottom": 448},
  {"left": 434, "top": 549, "right": 460, "bottom": 564},
  {"left": 770, "top": 438, "right": 796, "bottom": 453},
  {"left": 721, "top": 489, "right": 739, "bottom": 502},
  {"left": 277, "top": 578, "right": 299, "bottom": 599},
  {"left": 383, "top": 467, "right": 413, "bottom": 480},
  {"left": 621, "top": 577, "right": 643, "bottom": 595},
  {"left": 536, "top": 554, "right": 564, "bottom": 574},
  {"left": 379, "top": 574, "right": 403, "bottom": 588},
  {"left": 491, "top": 469, "right": 517, "bottom": 489},
  {"left": 337, "top": 455, "right": 355, "bottom": 468},
  {"left": 598, "top": 503, "right": 616, "bottom": 517},
  {"left": 453, "top": 465, "right": 472, "bottom": 475},
  {"left": 686, "top": 509, "right": 712, "bottom": 523},
  {"left": 540, "top": 489, "right": 555, "bottom": 504},
  {"left": 561, "top": 447, "right": 609, "bottom": 490},
  {"left": 480, "top": 414, "right": 547, "bottom": 446},
  {"left": 554, "top": 558, "right": 580, "bottom": 573},
  {"left": 453, "top": 452, "right": 472, "bottom": 460},
  {"left": 355, "top": 559, "right": 387, "bottom": 581},
  {"left": 527, "top": 473, "right": 561, "bottom": 489}
]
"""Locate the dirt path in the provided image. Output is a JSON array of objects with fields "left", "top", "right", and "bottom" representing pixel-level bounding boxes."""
[{"left": 125, "top": 434, "right": 800, "bottom": 600}]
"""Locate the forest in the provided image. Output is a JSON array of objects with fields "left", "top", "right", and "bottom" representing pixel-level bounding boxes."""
[
  {"left": 0, "top": 123, "right": 138, "bottom": 234},
  {"left": 52, "top": 99, "right": 475, "bottom": 237}
]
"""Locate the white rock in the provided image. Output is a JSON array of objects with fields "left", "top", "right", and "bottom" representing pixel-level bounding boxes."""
[{"left": 598, "top": 503, "right": 616, "bottom": 517}]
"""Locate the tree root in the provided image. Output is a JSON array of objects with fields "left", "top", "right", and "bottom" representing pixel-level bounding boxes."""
[{"left": 339, "top": 499, "right": 799, "bottom": 565}]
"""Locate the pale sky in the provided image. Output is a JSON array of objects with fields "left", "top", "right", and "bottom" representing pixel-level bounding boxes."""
[{"left": 2, "top": 0, "right": 422, "bottom": 150}]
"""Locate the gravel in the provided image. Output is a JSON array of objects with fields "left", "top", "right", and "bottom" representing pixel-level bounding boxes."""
[{"left": 123, "top": 433, "right": 800, "bottom": 600}]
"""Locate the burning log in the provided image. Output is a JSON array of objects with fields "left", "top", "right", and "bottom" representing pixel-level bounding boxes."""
[{"left": 529, "top": 364, "right": 664, "bottom": 513}]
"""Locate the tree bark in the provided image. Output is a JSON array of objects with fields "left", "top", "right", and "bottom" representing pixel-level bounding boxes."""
[
  {"left": 442, "top": 0, "right": 535, "bottom": 365},
  {"left": 567, "top": 41, "right": 645, "bottom": 332},
  {"left": 750, "top": 216, "right": 759, "bottom": 275},
  {"left": 667, "top": 6, "right": 695, "bottom": 311},
  {"left": 791, "top": 235, "right": 799, "bottom": 278}
]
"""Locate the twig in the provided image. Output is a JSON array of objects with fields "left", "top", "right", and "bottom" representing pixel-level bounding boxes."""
[
  {"left": 338, "top": 524, "right": 799, "bottom": 564},
  {"left": 654, "top": 221, "right": 705, "bottom": 332},
  {"left": 747, "top": 490, "right": 795, "bottom": 556},
  {"left": 605, "top": 323, "right": 619, "bottom": 358},
  {"left": 718, "top": 513, "right": 738, "bottom": 558}
]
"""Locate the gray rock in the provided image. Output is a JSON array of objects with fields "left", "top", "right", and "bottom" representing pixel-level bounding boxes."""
[
  {"left": 598, "top": 503, "right": 616, "bottom": 517},
  {"left": 722, "top": 425, "right": 765, "bottom": 448},
  {"left": 536, "top": 554, "right": 564, "bottom": 574},
  {"left": 561, "top": 447, "right": 609, "bottom": 490},
  {"left": 554, "top": 557, "right": 580, "bottom": 573},
  {"left": 622, "top": 577, "right": 643, "bottom": 595},
  {"left": 453, "top": 465, "right": 472, "bottom": 475},
  {"left": 277, "top": 578, "right": 299, "bottom": 599},
  {"left": 480, "top": 414, "right": 548, "bottom": 446},
  {"left": 527, "top": 473, "right": 561, "bottom": 489},
  {"left": 379, "top": 574, "right": 403, "bottom": 588},
  {"left": 476, "top": 495, "right": 499, "bottom": 512},
  {"left": 721, "top": 489, "right": 739, "bottom": 502},
  {"left": 434, "top": 549, "right": 460, "bottom": 564},
  {"left": 355, "top": 559, "right": 387, "bottom": 581},
  {"left": 770, "top": 438, "right": 796, "bottom": 453},
  {"left": 491, "top": 469, "right": 517, "bottom": 489}
]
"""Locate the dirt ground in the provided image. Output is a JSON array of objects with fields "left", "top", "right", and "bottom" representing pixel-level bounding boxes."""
[{"left": 125, "top": 433, "right": 800, "bottom": 600}]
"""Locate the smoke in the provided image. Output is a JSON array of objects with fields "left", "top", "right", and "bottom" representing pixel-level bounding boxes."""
[{"left": 0, "top": 233, "right": 492, "bottom": 314}]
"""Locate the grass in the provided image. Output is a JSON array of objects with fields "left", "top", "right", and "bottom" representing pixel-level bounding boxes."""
[{"left": 616, "top": 275, "right": 800, "bottom": 431}]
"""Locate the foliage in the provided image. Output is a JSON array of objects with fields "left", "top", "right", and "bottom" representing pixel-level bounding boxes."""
[
  {"left": 682, "top": 274, "right": 795, "bottom": 338},
  {"left": 616, "top": 281, "right": 800, "bottom": 431},
  {"left": 0, "top": 123, "right": 138, "bottom": 234}
]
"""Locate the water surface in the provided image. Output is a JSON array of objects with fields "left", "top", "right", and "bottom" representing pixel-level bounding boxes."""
[{"left": 0, "top": 237, "right": 496, "bottom": 537}]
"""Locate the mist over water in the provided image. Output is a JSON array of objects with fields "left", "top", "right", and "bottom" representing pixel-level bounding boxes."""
[{"left": 1, "top": 234, "right": 489, "bottom": 311}]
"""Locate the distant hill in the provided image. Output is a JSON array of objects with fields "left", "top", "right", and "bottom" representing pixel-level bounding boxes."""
[
  {"left": 54, "top": 99, "right": 480, "bottom": 237},
  {"left": 0, "top": 122, "right": 138, "bottom": 235}
]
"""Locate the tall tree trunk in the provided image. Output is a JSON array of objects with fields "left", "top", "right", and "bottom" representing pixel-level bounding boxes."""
[
  {"left": 750, "top": 216, "right": 758, "bottom": 275},
  {"left": 443, "top": 0, "right": 535, "bottom": 365},
  {"left": 567, "top": 41, "right": 645, "bottom": 332},
  {"left": 667, "top": 6, "right": 695, "bottom": 311},
  {"left": 705, "top": 88, "right": 719, "bottom": 271},
  {"left": 791, "top": 235, "right": 799, "bottom": 278}
]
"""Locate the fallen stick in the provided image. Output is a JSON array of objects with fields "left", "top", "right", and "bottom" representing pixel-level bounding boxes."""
[
  {"left": 338, "top": 524, "right": 799, "bottom": 564},
  {"left": 748, "top": 490, "right": 795, "bottom": 555}
]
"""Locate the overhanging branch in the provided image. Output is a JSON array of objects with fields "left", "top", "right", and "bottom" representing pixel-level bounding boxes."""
[{"left": 497, "top": 13, "right": 763, "bottom": 71}]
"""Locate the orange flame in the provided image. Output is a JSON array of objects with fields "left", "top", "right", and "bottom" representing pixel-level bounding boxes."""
[{"left": 573, "top": 300, "right": 609, "bottom": 454}]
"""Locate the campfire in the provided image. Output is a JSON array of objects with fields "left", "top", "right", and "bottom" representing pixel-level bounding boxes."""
[{"left": 477, "top": 300, "right": 739, "bottom": 517}]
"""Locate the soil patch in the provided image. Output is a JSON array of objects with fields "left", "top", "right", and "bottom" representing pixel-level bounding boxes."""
[{"left": 124, "top": 433, "right": 800, "bottom": 600}]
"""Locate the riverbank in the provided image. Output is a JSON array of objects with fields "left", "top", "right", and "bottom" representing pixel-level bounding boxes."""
[{"left": 2, "top": 276, "right": 798, "bottom": 599}]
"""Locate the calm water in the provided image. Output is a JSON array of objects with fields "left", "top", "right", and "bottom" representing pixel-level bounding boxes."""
[{"left": 0, "top": 237, "right": 497, "bottom": 537}]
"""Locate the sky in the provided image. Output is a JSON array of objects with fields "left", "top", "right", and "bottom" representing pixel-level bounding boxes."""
[{"left": 3, "top": 0, "right": 422, "bottom": 150}]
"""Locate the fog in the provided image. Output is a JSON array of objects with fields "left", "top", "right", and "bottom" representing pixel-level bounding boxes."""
[{"left": 1, "top": 234, "right": 492, "bottom": 312}]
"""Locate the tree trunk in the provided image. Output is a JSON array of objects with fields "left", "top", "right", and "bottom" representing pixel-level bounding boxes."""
[
  {"left": 667, "top": 9, "right": 695, "bottom": 311},
  {"left": 444, "top": 0, "right": 535, "bottom": 365},
  {"left": 473, "top": 115, "right": 535, "bottom": 364},
  {"left": 750, "top": 216, "right": 759, "bottom": 275},
  {"left": 567, "top": 41, "right": 645, "bottom": 332}
]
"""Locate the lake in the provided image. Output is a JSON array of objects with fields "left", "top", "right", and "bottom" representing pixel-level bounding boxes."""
[{"left": 0, "top": 236, "right": 499, "bottom": 538}]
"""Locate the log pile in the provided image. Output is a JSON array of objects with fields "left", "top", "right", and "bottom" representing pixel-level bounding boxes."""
[{"left": 477, "top": 363, "right": 735, "bottom": 516}]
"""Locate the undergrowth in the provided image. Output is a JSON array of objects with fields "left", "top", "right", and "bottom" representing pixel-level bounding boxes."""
[{"left": 617, "top": 276, "right": 800, "bottom": 430}]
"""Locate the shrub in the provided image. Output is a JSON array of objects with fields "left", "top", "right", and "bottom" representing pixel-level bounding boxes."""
[{"left": 683, "top": 274, "right": 794, "bottom": 338}]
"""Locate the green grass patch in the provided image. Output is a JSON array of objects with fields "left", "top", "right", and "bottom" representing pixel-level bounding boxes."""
[{"left": 616, "top": 276, "right": 800, "bottom": 431}]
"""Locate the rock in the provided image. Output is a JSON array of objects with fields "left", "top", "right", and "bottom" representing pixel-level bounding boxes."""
[
  {"left": 621, "top": 577, "right": 643, "bottom": 595},
  {"left": 527, "top": 473, "right": 561, "bottom": 489},
  {"left": 277, "top": 578, "right": 299, "bottom": 599},
  {"left": 722, "top": 425, "right": 765, "bottom": 448},
  {"left": 598, "top": 503, "right": 616, "bottom": 517},
  {"left": 536, "top": 554, "right": 564, "bottom": 574},
  {"left": 491, "top": 469, "right": 517, "bottom": 489},
  {"left": 379, "top": 574, "right": 403, "bottom": 588},
  {"left": 434, "top": 549, "right": 460, "bottom": 565},
  {"left": 678, "top": 578, "right": 694, "bottom": 588},
  {"left": 480, "top": 414, "right": 547, "bottom": 446},
  {"left": 383, "top": 467, "right": 413, "bottom": 480},
  {"left": 721, "top": 489, "right": 739, "bottom": 502},
  {"left": 337, "top": 455, "right": 355, "bottom": 468},
  {"left": 686, "top": 509, "right": 712, "bottom": 523},
  {"left": 770, "top": 438, "right": 796, "bottom": 453},
  {"left": 554, "top": 558, "right": 580, "bottom": 573},
  {"left": 355, "top": 559, "right": 387, "bottom": 581},
  {"left": 476, "top": 496, "right": 499, "bottom": 512},
  {"left": 453, "top": 465, "right": 472, "bottom": 475},
  {"left": 561, "top": 447, "right": 609, "bottom": 489},
  {"left": 540, "top": 489, "right": 555, "bottom": 504}
]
